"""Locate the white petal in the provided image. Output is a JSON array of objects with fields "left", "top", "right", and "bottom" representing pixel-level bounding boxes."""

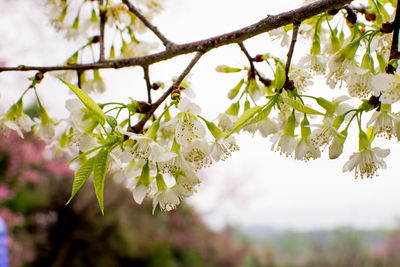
[
  {"left": 373, "top": 147, "right": 390, "bottom": 158},
  {"left": 342, "top": 154, "right": 358, "bottom": 172},
  {"left": 133, "top": 184, "right": 147, "bottom": 204}
]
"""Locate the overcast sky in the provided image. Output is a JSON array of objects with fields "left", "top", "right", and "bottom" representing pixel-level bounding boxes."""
[{"left": 2, "top": 0, "right": 400, "bottom": 231}]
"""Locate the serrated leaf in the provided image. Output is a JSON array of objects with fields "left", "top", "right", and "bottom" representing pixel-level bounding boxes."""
[
  {"left": 225, "top": 106, "right": 261, "bottom": 138},
  {"left": 245, "top": 103, "right": 273, "bottom": 126},
  {"left": 93, "top": 149, "right": 110, "bottom": 215},
  {"left": 66, "top": 157, "right": 95, "bottom": 205},
  {"left": 58, "top": 78, "right": 106, "bottom": 125},
  {"left": 282, "top": 98, "right": 324, "bottom": 115},
  {"left": 106, "top": 115, "right": 118, "bottom": 130}
]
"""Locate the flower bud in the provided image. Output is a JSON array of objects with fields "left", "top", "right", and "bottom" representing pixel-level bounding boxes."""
[
  {"left": 253, "top": 54, "right": 264, "bottom": 62},
  {"left": 368, "top": 95, "right": 381, "bottom": 109},
  {"left": 91, "top": 35, "right": 100, "bottom": 44},
  {"left": 171, "top": 88, "right": 181, "bottom": 101},
  {"left": 346, "top": 8, "right": 357, "bottom": 24},
  {"left": 327, "top": 9, "right": 340, "bottom": 16},
  {"left": 380, "top": 22, "right": 394, "bottom": 33},
  {"left": 137, "top": 101, "right": 152, "bottom": 113},
  {"left": 365, "top": 13, "right": 376, "bottom": 21},
  {"left": 215, "top": 65, "right": 242, "bottom": 73},
  {"left": 283, "top": 79, "right": 295, "bottom": 91},
  {"left": 151, "top": 82, "right": 161, "bottom": 90},
  {"left": 35, "top": 71, "right": 44, "bottom": 83}
]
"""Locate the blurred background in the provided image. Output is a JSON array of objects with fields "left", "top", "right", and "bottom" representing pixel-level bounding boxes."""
[{"left": 2, "top": 0, "right": 400, "bottom": 266}]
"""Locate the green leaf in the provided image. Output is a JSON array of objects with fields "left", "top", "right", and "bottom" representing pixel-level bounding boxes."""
[
  {"left": 282, "top": 98, "right": 324, "bottom": 115},
  {"left": 274, "top": 63, "right": 286, "bottom": 90},
  {"left": 66, "top": 157, "right": 95, "bottom": 205},
  {"left": 93, "top": 149, "right": 110, "bottom": 215},
  {"left": 58, "top": 78, "right": 106, "bottom": 125},
  {"left": 225, "top": 106, "right": 261, "bottom": 138},
  {"left": 245, "top": 103, "right": 274, "bottom": 126},
  {"left": 106, "top": 115, "right": 118, "bottom": 130}
]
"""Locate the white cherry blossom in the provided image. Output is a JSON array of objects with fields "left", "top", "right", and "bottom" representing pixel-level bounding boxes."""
[{"left": 343, "top": 147, "right": 390, "bottom": 179}]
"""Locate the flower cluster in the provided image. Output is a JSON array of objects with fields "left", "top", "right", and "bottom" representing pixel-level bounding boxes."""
[{"left": 2, "top": 0, "right": 400, "bottom": 214}]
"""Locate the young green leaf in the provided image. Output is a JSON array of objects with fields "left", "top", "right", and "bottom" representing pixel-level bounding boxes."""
[
  {"left": 282, "top": 98, "right": 323, "bottom": 115},
  {"left": 225, "top": 106, "right": 261, "bottom": 138},
  {"left": 245, "top": 102, "right": 274, "bottom": 126},
  {"left": 93, "top": 149, "right": 110, "bottom": 215},
  {"left": 58, "top": 78, "right": 106, "bottom": 125},
  {"left": 106, "top": 115, "right": 118, "bottom": 130},
  {"left": 274, "top": 63, "right": 286, "bottom": 90},
  {"left": 66, "top": 157, "right": 95, "bottom": 205}
]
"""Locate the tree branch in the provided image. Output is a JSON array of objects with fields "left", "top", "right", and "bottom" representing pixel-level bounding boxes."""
[
  {"left": 0, "top": 0, "right": 353, "bottom": 73},
  {"left": 285, "top": 21, "right": 300, "bottom": 78},
  {"left": 387, "top": 0, "right": 400, "bottom": 74},
  {"left": 238, "top": 42, "right": 255, "bottom": 69},
  {"left": 131, "top": 51, "right": 204, "bottom": 133},
  {"left": 121, "top": 0, "right": 175, "bottom": 48}
]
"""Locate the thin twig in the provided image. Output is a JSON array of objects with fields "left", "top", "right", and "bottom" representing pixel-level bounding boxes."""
[
  {"left": 143, "top": 65, "right": 152, "bottom": 103},
  {"left": 238, "top": 42, "right": 255, "bottom": 70},
  {"left": 121, "top": 0, "right": 174, "bottom": 48},
  {"left": 77, "top": 70, "right": 82, "bottom": 88},
  {"left": 131, "top": 51, "right": 204, "bottom": 133},
  {"left": 99, "top": 0, "right": 106, "bottom": 62},
  {"left": 285, "top": 21, "right": 301, "bottom": 78},
  {"left": 0, "top": 0, "right": 353, "bottom": 73}
]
